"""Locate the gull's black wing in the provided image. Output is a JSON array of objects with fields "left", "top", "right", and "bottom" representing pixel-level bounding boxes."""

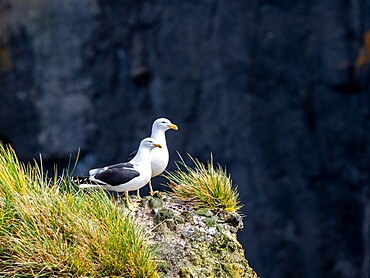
[{"left": 94, "top": 166, "right": 140, "bottom": 186}]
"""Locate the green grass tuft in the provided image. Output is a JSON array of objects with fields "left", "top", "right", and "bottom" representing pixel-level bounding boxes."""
[
  {"left": 0, "top": 143, "right": 159, "bottom": 277},
  {"left": 164, "top": 154, "right": 242, "bottom": 213}
]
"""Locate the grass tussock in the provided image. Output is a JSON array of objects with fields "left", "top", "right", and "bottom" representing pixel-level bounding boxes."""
[
  {"left": 165, "top": 154, "right": 242, "bottom": 213},
  {"left": 0, "top": 143, "right": 159, "bottom": 278}
]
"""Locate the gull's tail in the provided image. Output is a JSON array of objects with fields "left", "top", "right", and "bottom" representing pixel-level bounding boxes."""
[
  {"left": 71, "top": 176, "right": 90, "bottom": 184},
  {"left": 71, "top": 176, "right": 101, "bottom": 188}
]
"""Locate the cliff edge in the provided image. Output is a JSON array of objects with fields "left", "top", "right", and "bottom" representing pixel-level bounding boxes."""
[{"left": 130, "top": 192, "right": 258, "bottom": 278}]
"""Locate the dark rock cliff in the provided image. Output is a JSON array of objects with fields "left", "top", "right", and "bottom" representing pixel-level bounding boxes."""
[{"left": 0, "top": 1, "right": 369, "bottom": 277}]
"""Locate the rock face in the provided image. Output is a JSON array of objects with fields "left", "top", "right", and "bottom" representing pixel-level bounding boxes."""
[
  {"left": 0, "top": 1, "right": 370, "bottom": 278},
  {"left": 134, "top": 193, "right": 257, "bottom": 278}
]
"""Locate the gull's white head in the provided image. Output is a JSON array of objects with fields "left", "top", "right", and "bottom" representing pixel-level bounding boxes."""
[
  {"left": 140, "top": 137, "right": 162, "bottom": 150},
  {"left": 152, "top": 118, "right": 178, "bottom": 133}
]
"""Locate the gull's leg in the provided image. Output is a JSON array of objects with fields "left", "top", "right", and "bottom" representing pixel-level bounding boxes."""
[
  {"left": 125, "top": 191, "right": 139, "bottom": 211},
  {"left": 136, "top": 189, "right": 142, "bottom": 200},
  {"left": 149, "top": 179, "right": 159, "bottom": 196}
]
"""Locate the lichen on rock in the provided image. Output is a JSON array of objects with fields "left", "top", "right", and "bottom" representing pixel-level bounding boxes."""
[{"left": 132, "top": 192, "right": 258, "bottom": 278}]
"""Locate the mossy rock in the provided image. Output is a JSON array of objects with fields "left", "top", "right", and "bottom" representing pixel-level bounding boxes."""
[
  {"left": 156, "top": 208, "right": 175, "bottom": 222},
  {"left": 218, "top": 212, "right": 243, "bottom": 230},
  {"left": 134, "top": 192, "right": 258, "bottom": 277},
  {"left": 179, "top": 267, "right": 196, "bottom": 278},
  {"left": 181, "top": 210, "right": 194, "bottom": 222},
  {"left": 222, "top": 262, "right": 248, "bottom": 278},
  {"left": 203, "top": 216, "right": 217, "bottom": 227},
  {"left": 166, "top": 219, "right": 177, "bottom": 231},
  {"left": 174, "top": 215, "right": 185, "bottom": 224},
  {"left": 196, "top": 207, "right": 213, "bottom": 217},
  {"left": 148, "top": 196, "right": 163, "bottom": 209},
  {"left": 157, "top": 261, "right": 169, "bottom": 273}
]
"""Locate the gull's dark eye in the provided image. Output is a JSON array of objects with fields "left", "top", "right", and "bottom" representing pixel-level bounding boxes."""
[{"left": 162, "top": 121, "right": 166, "bottom": 124}]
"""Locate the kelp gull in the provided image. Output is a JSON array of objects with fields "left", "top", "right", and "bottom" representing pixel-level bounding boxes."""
[
  {"left": 124, "top": 118, "right": 178, "bottom": 198},
  {"left": 75, "top": 137, "right": 162, "bottom": 210}
]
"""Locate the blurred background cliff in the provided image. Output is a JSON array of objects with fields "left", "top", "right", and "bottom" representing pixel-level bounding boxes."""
[{"left": 1, "top": 1, "right": 369, "bottom": 277}]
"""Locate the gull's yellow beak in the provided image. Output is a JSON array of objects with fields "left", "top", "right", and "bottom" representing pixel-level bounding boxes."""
[
  {"left": 169, "top": 123, "right": 178, "bottom": 130},
  {"left": 154, "top": 143, "right": 162, "bottom": 148}
]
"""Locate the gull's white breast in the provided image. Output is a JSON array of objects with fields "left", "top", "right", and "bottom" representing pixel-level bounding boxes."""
[{"left": 150, "top": 146, "right": 169, "bottom": 177}]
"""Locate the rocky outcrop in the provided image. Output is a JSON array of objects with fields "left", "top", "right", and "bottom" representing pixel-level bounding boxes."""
[
  {"left": 0, "top": 1, "right": 369, "bottom": 277},
  {"left": 133, "top": 193, "right": 257, "bottom": 278}
]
